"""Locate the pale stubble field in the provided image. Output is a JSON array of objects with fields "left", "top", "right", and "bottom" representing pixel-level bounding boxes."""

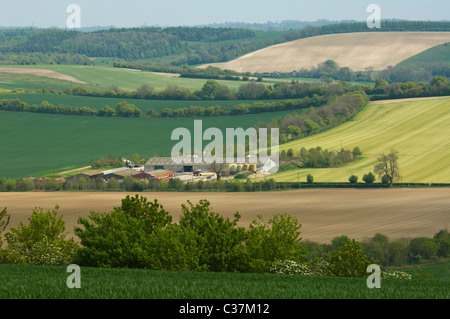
[{"left": 1, "top": 188, "right": 449, "bottom": 244}]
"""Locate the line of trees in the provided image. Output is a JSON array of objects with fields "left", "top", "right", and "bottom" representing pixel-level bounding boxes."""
[
  {"left": 257, "top": 92, "right": 369, "bottom": 144},
  {"left": 0, "top": 94, "right": 328, "bottom": 119},
  {"left": 281, "top": 20, "right": 450, "bottom": 42},
  {"left": 264, "top": 59, "right": 450, "bottom": 86},
  {"left": 113, "top": 63, "right": 249, "bottom": 81},
  {"left": 64, "top": 79, "right": 345, "bottom": 101}
]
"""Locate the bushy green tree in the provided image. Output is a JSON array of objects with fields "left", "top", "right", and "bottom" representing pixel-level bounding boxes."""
[
  {"left": 409, "top": 237, "right": 439, "bottom": 262},
  {"left": 3, "top": 205, "right": 78, "bottom": 265},
  {"left": 362, "top": 233, "right": 390, "bottom": 266},
  {"left": 434, "top": 229, "right": 450, "bottom": 258},
  {"left": 306, "top": 174, "right": 314, "bottom": 184},
  {"left": 178, "top": 200, "right": 247, "bottom": 272},
  {"left": 327, "top": 239, "right": 378, "bottom": 277},
  {"left": 244, "top": 213, "right": 306, "bottom": 273},
  {"left": 362, "top": 172, "right": 376, "bottom": 184},
  {"left": 75, "top": 195, "right": 172, "bottom": 268},
  {"left": 348, "top": 175, "right": 358, "bottom": 184}
]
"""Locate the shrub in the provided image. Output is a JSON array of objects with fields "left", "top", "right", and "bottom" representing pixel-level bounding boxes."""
[
  {"left": 382, "top": 270, "right": 412, "bottom": 280},
  {"left": 75, "top": 195, "right": 172, "bottom": 268},
  {"left": 178, "top": 200, "right": 247, "bottom": 272},
  {"left": 362, "top": 172, "right": 376, "bottom": 184},
  {"left": 269, "top": 260, "right": 314, "bottom": 276},
  {"left": 327, "top": 239, "right": 379, "bottom": 277},
  {"left": 434, "top": 229, "right": 450, "bottom": 258},
  {"left": 306, "top": 174, "right": 314, "bottom": 184},
  {"left": 348, "top": 175, "right": 358, "bottom": 183},
  {"left": 244, "top": 213, "right": 307, "bottom": 273},
  {"left": 409, "top": 237, "right": 439, "bottom": 262},
  {"left": 3, "top": 205, "right": 78, "bottom": 265}
]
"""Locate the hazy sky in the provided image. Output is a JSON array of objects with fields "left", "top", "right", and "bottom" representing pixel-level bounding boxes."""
[{"left": 0, "top": 0, "right": 449, "bottom": 28}]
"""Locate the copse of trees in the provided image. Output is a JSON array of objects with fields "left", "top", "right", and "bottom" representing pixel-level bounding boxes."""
[
  {"left": 279, "top": 146, "right": 362, "bottom": 170},
  {"left": 1, "top": 198, "right": 448, "bottom": 277}
]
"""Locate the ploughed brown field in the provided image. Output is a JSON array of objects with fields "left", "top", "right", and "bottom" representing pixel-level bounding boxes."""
[{"left": 1, "top": 188, "right": 449, "bottom": 244}]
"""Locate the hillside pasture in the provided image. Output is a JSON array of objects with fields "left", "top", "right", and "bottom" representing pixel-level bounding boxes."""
[
  {"left": 203, "top": 32, "right": 450, "bottom": 73},
  {"left": 273, "top": 96, "right": 450, "bottom": 183},
  {"left": 397, "top": 42, "right": 450, "bottom": 67}
]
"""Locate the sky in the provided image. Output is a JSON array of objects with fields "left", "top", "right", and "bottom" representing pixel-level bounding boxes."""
[{"left": 0, "top": 0, "right": 449, "bottom": 28}]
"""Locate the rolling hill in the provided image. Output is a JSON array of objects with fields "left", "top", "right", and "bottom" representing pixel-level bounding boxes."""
[
  {"left": 273, "top": 96, "right": 450, "bottom": 183},
  {"left": 203, "top": 32, "right": 450, "bottom": 73},
  {"left": 397, "top": 42, "right": 450, "bottom": 67}
]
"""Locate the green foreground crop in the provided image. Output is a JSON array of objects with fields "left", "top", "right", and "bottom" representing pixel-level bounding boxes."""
[{"left": 0, "top": 264, "right": 448, "bottom": 299}]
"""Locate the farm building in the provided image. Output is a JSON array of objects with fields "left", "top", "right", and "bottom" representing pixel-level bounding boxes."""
[
  {"left": 146, "top": 169, "right": 177, "bottom": 181},
  {"left": 66, "top": 171, "right": 103, "bottom": 182},
  {"left": 104, "top": 169, "right": 153, "bottom": 181},
  {"left": 144, "top": 157, "right": 211, "bottom": 173},
  {"left": 144, "top": 156, "right": 266, "bottom": 174}
]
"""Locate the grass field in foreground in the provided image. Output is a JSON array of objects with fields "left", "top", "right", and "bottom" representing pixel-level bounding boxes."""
[
  {"left": 0, "top": 109, "right": 296, "bottom": 179},
  {"left": 273, "top": 97, "right": 450, "bottom": 183},
  {"left": 0, "top": 263, "right": 448, "bottom": 299}
]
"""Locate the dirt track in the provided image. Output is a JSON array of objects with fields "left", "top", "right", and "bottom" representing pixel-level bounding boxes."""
[{"left": 1, "top": 189, "right": 449, "bottom": 243}]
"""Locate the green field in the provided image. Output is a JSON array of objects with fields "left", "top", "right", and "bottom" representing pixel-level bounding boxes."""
[
  {"left": 0, "top": 72, "right": 81, "bottom": 91},
  {"left": 397, "top": 43, "right": 450, "bottom": 67},
  {"left": 0, "top": 109, "right": 297, "bottom": 179},
  {"left": 0, "top": 64, "right": 281, "bottom": 92},
  {"left": 0, "top": 263, "right": 448, "bottom": 299},
  {"left": 0, "top": 92, "right": 292, "bottom": 113},
  {"left": 273, "top": 97, "right": 450, "bottom": 183}
]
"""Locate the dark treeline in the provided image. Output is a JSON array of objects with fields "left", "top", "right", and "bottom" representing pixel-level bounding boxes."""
[
  {"left": 63, "top": 78, "right": 354, "bottom": 101},
  {"left": 113, "top": 63, "right": 250, "bottom": 81},
  {"left": 368, "top": 76, "right": 450, "bottom": 100},
  {"left": 377, "top": 62, "right": 450, "bottom": 83},
  {"left": 0, "top": 27, "right": 279, "bottom": 66},
  {"left": 0, "top": 95, "right": 328, "bottom": 119},
  {"left": 282, "top": 20, "right": 450, "bottom": 42},
  {"left": 3, "top": 21, "right": 450, "bottom": 66}
]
